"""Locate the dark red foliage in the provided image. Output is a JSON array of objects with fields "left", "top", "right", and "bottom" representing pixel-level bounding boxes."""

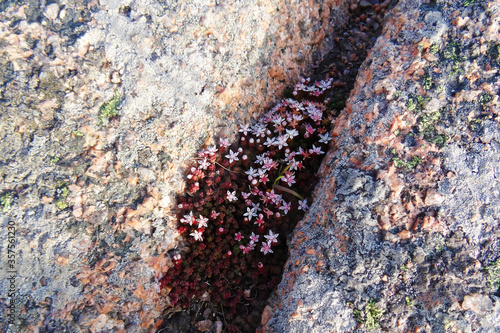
[{"left": 160, "top": 78, "right": 336, "bottom": 332}]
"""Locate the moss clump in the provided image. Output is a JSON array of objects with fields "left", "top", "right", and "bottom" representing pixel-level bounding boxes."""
[
  {"left": 443, "top": 42, "right": 464, "bottom": 62},
  {"left": 422, "top": 74, "right": 433, "bottom": 90},
  {"left": 365, "top": 299, "right": 382, "bottom": 330},
  {"left": 417, "top": 110, "right": 448, "bottom": 148},
  {"left": 55, "top": 183, "right": 70, "bottom": 210},
  {"left": 98, "top": 91, "right": 120, "bottom": 125},
  {"left": 478, "top": 93, "right": 492, "bottom": 107},
  {"left": 487, "top": 43, "right": 500, "bottom": 65},
  {"left": 354, "top": 299, "right": 383, "bottom": 330},
  {"left": 484, "top": 259, "right": 500, "bottom": 289},
  {"left": 393, "top": 155, "right": 422, "bottom": 170},
  {"left": 406, "top": 94, "right": 430, "bottom": 113},
  {"left": 1, "top": 192, "right": 13, "bottom": 212}
]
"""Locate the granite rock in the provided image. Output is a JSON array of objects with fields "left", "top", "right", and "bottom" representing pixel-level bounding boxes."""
[
  {"left": 266, "top": 0, "right": 500, "bottom": 331},
  {"left": 0, "top": 0, "right": 356, "bottom": 332}
]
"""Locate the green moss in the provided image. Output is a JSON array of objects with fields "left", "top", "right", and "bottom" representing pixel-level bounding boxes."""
[
  {"left": 353, "top": 308, "right": 363, "bottom": 324},
  {"left": 98, "top": 91, "right": 121, "bottom": 125},
  {"left": 352, "top": 299, "right": 383, "bottom": 330},
  {"left": 430, "top": 44, "right": 439, "bottom": 54},
  {"left": 478, "top": 93, "right": 492, "bottom": 106},
  {"left": 50, "top": 156, "right": 60, "bottom": 164},
  {"left": 55, "top": 200, "right": 70, "bottom": 210},
  {"left": 418, "top": 111, "right": 441, "bottom": 128},
  {"left": 393, "top": 155, "right": 422, "bottom": 170},
  {"left": 55, "top": 182, "right": 70, "bottom": 210},
  {"left": 1, "top": 192, "right": 13, "bottom": 212},
  {"left": 422, "top": 74, "right": 433, "bottom": 90},
  {"left": 425, "top": 134, "right": 448, "bottom": 147},
  {"left": 484, "top": 259, "right": 500, "bottom": 288},
  {"left": 365, "top": 299, "right": 382, "bottom": 330},
  {"left": 406, "top": 94, "right": 430, "bottom": 113},
  {"left": 405, "top": 296, "right": 413, "bottom": 306},
  {"left": 449, "top": 62, "right": 464, "bottom": 77},
  {"left": 443, "top": 42, "right": 464, "bottom": 62},
  {"left": 417, "top": 110, "right": 448, "bottom": 148}
]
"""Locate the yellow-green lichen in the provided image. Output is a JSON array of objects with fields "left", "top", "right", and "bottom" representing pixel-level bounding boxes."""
[
  {"left": 98, "top": 91, "right": 121, "bottom": 125},
  {"left": 1, "top": 192, "right": 13, "bottom": 212}
]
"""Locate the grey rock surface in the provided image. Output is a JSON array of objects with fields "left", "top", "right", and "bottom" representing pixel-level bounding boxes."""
[
  {"left": 266, "top": 0, "right": 500, "bottom": 331},
  {"left": 0, "top": 0, "right": 355, "bottom": 331},
  {"left": 1, "top": 0, "right": 500, "bottom": 331}
]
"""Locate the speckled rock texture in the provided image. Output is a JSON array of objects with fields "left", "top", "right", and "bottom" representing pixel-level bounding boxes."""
[
  {"left": 265, "top": 0, "right": 500, "bottom": 332},
  {"left": 2, "top": 0, "right": 500, "bottom": 332},
  {"left": 0, "top": 0, "right": 355, "bottom": 332}
]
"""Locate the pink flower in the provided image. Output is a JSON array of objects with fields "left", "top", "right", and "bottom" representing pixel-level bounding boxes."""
[
  {"left": 210, "top": 210, "right": 220, "bottom": 219},
  {"left": 263, "top": 157, "right": 276, "bottom": 170},
  {"left": 242, "top": 246, "right": 251, "bottom": 254},
  {"left": 272, "top": 115, "right": 285, "bottom": 128},
  {"left": 220, "top": 138, "right": 230, "bottom": 148},
  {"left": 309, "top": 144, "right": 325, "bottom": 155},
  {"left": 263, "top": 208, "right": 273, "bottom": 219},
  {"left": 243, "top": 207, "right": 257, "bottom": 221},
  {"left": 190, "top": 230, "right": 203, "bottom": 241},
  {"left": 264, "top": 230, "right": 279, "bottom": 244},
  {"left": 285, "top": 128, "right": 299, "bottom": 140},
  {"left": 255, "top": 214, "right": 265, "bottom": 226},
  {"left": 298, "top": 199, "right": 309, "bottom": 211},
  {"left": 225, "top": 149, "right": 239, "bottom": 163},
  {"left": 281, "top": 172, "right": 296, "bottom": 187},
  {"left": 252, "top": 123, "right": 267, "bottom": 137},
  {"left": 245, "top": 167, "right": 258, "bottom": 180},
  {"left": 235, "top": 232, "right": 244, "bottom": 241},
  {"left": 180, "top": 211, "right": 196, "bottom": 225},
  {"left": 261, "top": 242, "right": 274, "bottom": 255},
  {"left": 226, "top": 190, "right": 238, "bottom": 202},
  {"left": 249, "top": 232, "right": 259, "bottom": 243},
  {"left": 198, "top": 157, "right": 211, "bottom": 170},
  {"left": 276, "top": 135, "right": 288, "bottom": 150},
  {"left": 293, "top": 113, "right": 304, "bottom": 122},
  {"left": 197, "top": 215, "right": 209, "bottom": 228},
  {"left": 263, "top": 137, "right": 276, "bottom": 147},
  {"left": 280, "top": 201, "right": 292, "bottom": 215},
  {"left": 285, "top": 151, "right": 296, "bottom": 161},
  {"left": 239, "top": 124, "right": 251, "bottom": 135},
  {"left": 258, "top": 169, "right": 269, "bottom": 183},
  {"left": 304, "top": 123, "right": 315, "bottom": 138},
  {"left": 319, "top": 132, "right": 332, "bottom": 144},
  {"left": 256, "top": 153, "right": 266, "bottom": 165}
]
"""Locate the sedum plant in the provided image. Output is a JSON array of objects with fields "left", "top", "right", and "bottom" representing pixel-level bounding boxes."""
[{"left": 160, "top": 78, "right": 335, "bottom": 332}]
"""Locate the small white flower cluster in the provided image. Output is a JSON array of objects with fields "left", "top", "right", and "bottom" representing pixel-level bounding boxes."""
[
  {"left": 179, "top": 77, "right": 333, "bottom": 258},
  {"left": 235, "top": 230, "right": 279, "bottom": 255},
  {"left": 293, "top": 77, "right": 334, "bottom": 97}
]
